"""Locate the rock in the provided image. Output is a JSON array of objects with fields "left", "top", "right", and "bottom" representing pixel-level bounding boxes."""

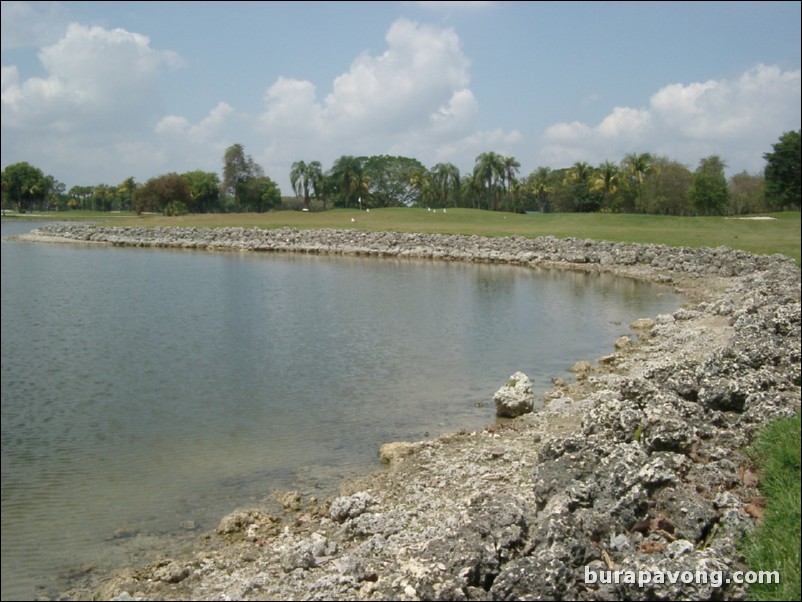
[
  {"left": 328, "top": 491, "right": 374, "bottom": 522},
  {"left": 493, "top": 372, "right": 535, "bottom": 418},
  {"left": 276, "top": 490, "right": 302, "bottom": 511},
  {"left": 379, "top": 441, "right": 417, "bottom": 464},
  {"left": 151, "top": 560, "right": 190, "bottom": 584},
  {"left": 216, "top": 509, "right": 270, "bottom": 534},
  {"left": 615, "top": 335, "right": 633, "bottom": 350}
]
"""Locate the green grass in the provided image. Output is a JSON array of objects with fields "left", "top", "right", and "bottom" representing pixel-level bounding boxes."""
[
  {"left": 11, "top": 208, "right": 796, "bottom": 264},
  {"left": 743, "top": 412, "right": 801, "bottom": 600}
]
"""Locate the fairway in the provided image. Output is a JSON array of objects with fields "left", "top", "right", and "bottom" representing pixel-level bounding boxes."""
[
  {"left": 4, "top": 208, "right": 800, "bottom": 265},
  {"left": 80, "top": 209, "right": 802, "bottom": 265}
]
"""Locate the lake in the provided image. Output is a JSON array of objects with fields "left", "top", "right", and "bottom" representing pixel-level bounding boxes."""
[{"left": 1, "top": 220, "right": 683, "bottom": 600}]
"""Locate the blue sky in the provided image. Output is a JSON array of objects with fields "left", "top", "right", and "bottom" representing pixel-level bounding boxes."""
[{"left": 2, "top": 1, "right": 800, "bottom": 195}]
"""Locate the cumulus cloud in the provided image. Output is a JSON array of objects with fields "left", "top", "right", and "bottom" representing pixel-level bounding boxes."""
[
  {"left": 1, "top": 1, "right": 69, "bottom": 49},
  {"left": 321, "top": 17, "right": 471, "bottom": 138},
  {"left": 539, "top": 64, "right": 801, "bottom": 173},
  {"left": 254, "top": 17, "right": 522, "bottom": 183},
  {"left": 2, "top": 23, "right": 184, "bottom": 132},
  {"left": 4, "top": 15, "right": 523, "bottom": 190},
  {"left": 1, "top": 22, "right": 188, "bottom": 184}
]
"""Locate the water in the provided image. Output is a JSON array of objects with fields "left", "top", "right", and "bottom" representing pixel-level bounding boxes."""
[{"left": 0, "top": 221, "right": 683, "bottom": 600}]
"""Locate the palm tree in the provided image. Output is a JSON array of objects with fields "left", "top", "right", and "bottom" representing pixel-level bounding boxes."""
[
  {"left": 330, "top": 156, "right": 366, "bottom": 209},
  {"left": 430, "top": 162, "right": 461, "bottom": 208},
  {"left": 290, "top": 160, "right": 323, "bottom": 211},
  {"left": 117, "top": 177, "right": 138, "bottom": 212},
  {"left": 622, "top": 152, "right": 653, "bottom": 212},
  {"left": 473, "top": 152, "right": 505, "bottom": 210},
  {"left": 590, "top": 161, "right": 621, "bottom": 211},
  {"left": 525, "top": 166, "right": 554, "bottom": 213},
  {"left": 563, "top": 161, "right": 593, "bottom": 212},
  {"left": 501, "top": 155, "right": 521, "bottom": 211}
]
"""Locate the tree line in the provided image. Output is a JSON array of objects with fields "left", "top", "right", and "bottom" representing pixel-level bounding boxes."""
[{"left": 2, "top": 131, "right": 799, "bottom": 215}]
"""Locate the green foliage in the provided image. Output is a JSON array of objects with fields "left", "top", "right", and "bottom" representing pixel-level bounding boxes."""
[
  {"left": 1, "top": 161, "right": 49, "bottom": 212},
  {"left": 363, "top": 155, "right": 426, "bottom": 208},
  {"left": 729, "top": 171, "right": 766, "bottom": 215},
  {"left": 237, "top": 176, "right": 282, "bottom": 212},
  {"left": 163, "top": 200, "right": 188, "bottom": 216},
  {"left": 222, "top": 144, "right": 265, "bottom": 211},
  {"left": 181, "top": 170, "right": 221, "bottom": 213},
  {"left": 641, "top": 157, "right": 694, "bottom": 215},
  {"left": 135, "top": 173, "right": 192, "bottom": 214},
  {"left": 689, "top": 155, "right": 730, "bottom": 215},
  {"left": 743, "top": 413, "right": 801, "bottom": 600},
  {"left": 522, "top": 166, "right": 555, "bottom": 213},
  {"left": 290, "top": 160, "right": 323, "bottom": 211},
  {"left": 621, "top": 152, "right": 654, "bottom": 212},
  {"left": 764, "top": 130, "right": 801, "bottom": 210},
  {"left": 5, "top": 133, "right": 794, "bottom": 219},
  {"left": 329, "top": 155, "right": 367, "bottom": 209},
  {"left": 422, "top": 162, "right": 462, "bottom": 209}
]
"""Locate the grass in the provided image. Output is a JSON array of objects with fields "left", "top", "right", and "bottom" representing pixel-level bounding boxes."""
[
  {"left": 6, "top": 207, "right": 798, "bottom": 264},
  {"left": 743, "top": 412, "right": 801, "bottom": 600}
]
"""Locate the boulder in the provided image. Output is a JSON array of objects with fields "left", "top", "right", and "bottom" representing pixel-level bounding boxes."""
[{"left": 493, "top": 371, "right": 535, "bottom": 418}]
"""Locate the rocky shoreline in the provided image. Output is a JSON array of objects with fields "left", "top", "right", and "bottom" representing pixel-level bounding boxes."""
[{"left": 21, "top": 223, "right": 801, "bottom": 601}]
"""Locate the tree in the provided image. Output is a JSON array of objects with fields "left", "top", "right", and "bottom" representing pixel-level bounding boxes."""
[
  {"left": 430, "top": 162, "right": 461, "bottom": 208},
  {"left": 239, "top": 176, "right": 281, "bottom": 212},
  {"left": 524, "top": 167, "right": 554, "bottom": 213},
  {"left": 92, "top": 183, "right": 116, "bottom": 212},
  {"left": 688, "top": 155, "right": 730, "bottom": 215},
  {"left": 135, "top": 173, "right": 192, "bottom": 214},
  {"left": 622, "top": 152, "right": 654, "bottom": 212},
  {"left": 763, "top": 130, "right": 800, "bottom": 210},
  {"left": 728, "top": 171, "right": 766, "bottom": 215},
  {"left": 410, "top": 167, "right": 435, "bottom": 208},
  {"left": 473, "top": 152, "right": 505, "bottom": 210},
  {"left": 290, "top": 160, "right": 323, "bottom": 211},
  {"left": 1, "top": 162, "right": 49, "bottom": 212},
  {"left": 501, "top": 156, "right": 521, "bottom": 211},
  {"left": 642, "top": 157, "right": 693, "bottom": 215},
  {"left": 117, "top": 177, "right": 138, "bottom": 212},
  {"left": 221, "top": 144, "right": 264, "bottom": 211},
  {"left": 46, "top": 177, "right": 66, "bottom": 210},
  {"left": 329, "top": 155, "right": 366, "bottom": 208},
  {"left": 363, "top": 155, "right": 425, "bottom": 207},
  {"left": 68, "top": 185, "right": 93, "bottom": 210},
  {"left": 562, "top": 161, "right": 596, "bottom": 212},
  {"left": 590, "top": 161, "right": 621, "bottom": 211},
  {"left": 182, "top": 171, "right": 221, "bottom": 213}
]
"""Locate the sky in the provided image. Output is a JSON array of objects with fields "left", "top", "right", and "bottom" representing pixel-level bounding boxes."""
[{"left": 2, "top": 1, "right": 800, "bottom": 195}]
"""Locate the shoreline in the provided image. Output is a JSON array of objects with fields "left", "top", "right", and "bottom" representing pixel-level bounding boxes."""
[{"left": 19, "top": 224, "right": 801, "bottom": 601}]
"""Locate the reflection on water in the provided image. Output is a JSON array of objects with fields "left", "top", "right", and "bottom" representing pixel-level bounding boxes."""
[{"left": 0, "top": 221, "right": 682, "bottom": 599}]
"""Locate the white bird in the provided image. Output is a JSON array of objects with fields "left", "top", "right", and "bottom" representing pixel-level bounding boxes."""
[{"left": 351, "top": 218, "right": 356, "bottom": 223}]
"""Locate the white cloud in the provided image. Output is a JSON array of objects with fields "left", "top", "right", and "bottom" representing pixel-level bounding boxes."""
[
  {"left": 253, "top": 17, "right": 521, "bottom": 184},
  {"left": 539, "top": 64, "right": 801, "bottom": 173},
  {"left": 154, "top": 115, "right": 189, "bottom": 136},
  {"left": 1, "top": 1, "right": 69, "bottom": 49},
  {"left": 2, "top": 23, "right": 184, "bottom": 132},
  {"left": 320, "top": 18, "right": 471, "bottom": 137},
  {"left": 1, "top": 22, "right": 189, "bottom": 184}
]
